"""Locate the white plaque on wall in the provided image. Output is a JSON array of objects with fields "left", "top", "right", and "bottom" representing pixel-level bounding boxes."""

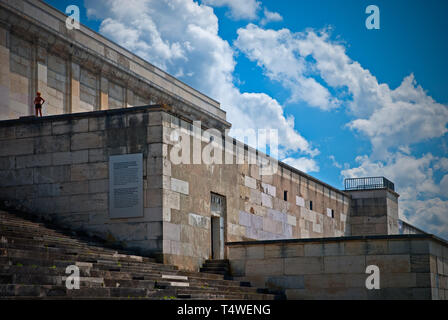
[{"left": 109, "top": 153, "right": 144, "bottom": 219}]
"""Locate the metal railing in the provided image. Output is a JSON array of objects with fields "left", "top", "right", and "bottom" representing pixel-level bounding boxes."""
[{"left": 344, "top": 177, "right": 395, "bottom": 191}]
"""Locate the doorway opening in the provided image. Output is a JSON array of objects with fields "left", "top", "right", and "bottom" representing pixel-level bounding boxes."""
[{"left": 210, "top": 193, "right": 226, "bottom": 260}]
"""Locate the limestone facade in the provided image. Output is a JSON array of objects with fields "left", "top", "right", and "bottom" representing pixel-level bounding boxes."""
[
  {"left": 227, "top": 235, "right": 448, "bottom": 300},
  {"left": 0, "top": 0, "right": 416, "bottom": 274},
  {"left": 0, "top": 107, "right": 352, "bottom": 271},
  {"left": 0, "top": 0, "right": 228, "bottom": 131}
]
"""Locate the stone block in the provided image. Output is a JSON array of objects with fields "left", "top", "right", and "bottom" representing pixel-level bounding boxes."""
[
  {"left": 34, "top": 166, "right": 71, "bottom": 184},
  {"left": 170, "top": 178, "right": 189, "bottom": 195},
  {"left": 15, "top": 154, "right": 51, "bottom": 168},
  {"left": 239, "top": 211, "right": 252, "bottom": 227},
  {"left": 366, "top": 254, "right": 411, "bottom": 273},
  {"left": 266, "top": 275, "right": 305, "bottom": 290},
  {"left": 229, "top": 259, "right": 246, "bottom": 277},
  {"left": 52, "top": 150, "right": 88, "bottom": 165},
  {"left": 296, "top": 196, "right": 305, "bottom": 207},
  {"left": 323, "top": 242, "right": 345, "bottom": 256},
  {"left": 71, "top": 132, "right": 104, "bottom": 150},
  {"left": 163, "top": 222, "right": 180, "bottom": 241},
  {"left": 249, "top": 189, "right": 262, "bottom": 205},
  {"left": 304, "top": 274, "right": 345, "bottom": 289},
  {"left": 0, "top": 138, "right": 34, "bottom": 156},
  {"left": 246, "top": 258, "right": 283, "bottom": 276},
  {"left": 388, "top": 239, "right": 411, "bottom": 254},
  {"left": 164, "top": 190, "right": 180, "bottom": 210},
  {"left": 344, "top": 241, "right": 367, "bottom": 256},
  {"left": 324, "top": 255, "right": 366, "bottom": 274},
  {"left": 244, "top": 175, "right": 257, "bottom": 189},
  {"left": 188, "top": 213, "right": 210, "bottom": 229},
  {"left": 89, "top": 179, "right": 108, "bottom": 193},
  {"left": 88, "top": 148, "right": 107, "bottom": 163},
  {"left": 263, "top": 218, "right": 282, "bottom": 234},
  {"left": 284, "top": 257, "right": 324, "bottom": 275},
  {"left": 246, "top": 245, "right": 264, "bottom": 259},
  {"left": 71, "top": 162, "right": 108, "bottom": 181},
  {"left": 261, "top": 182, "right": 276, "bottom": 197},
  {"left": 366, "top": 240, "right": 388, "bottom": 254},
  {"left": 106, "top": 222, "right": 148, "bottom": 242},
  {"left": 89, "top": 117, "right": 106, "bottom": 132},
  {"left": 0, "top": 156, "right": 15, "bottom": 170},
  {"left": 15, "top": 123, "right": 51, "bottom": 138},
  {"left": 36, "top": 183, "right": 60, "bottom": 197},
  {"left": 228, "top": 246, "right": 246, "bottom": 260},
  {"left": 381, "top": 273, "right": 417, "bottom": 288},
  {"left": 287, "top": 214, "right": 297, "bottom": 226},
  {"left": 410, "top": 254, "right": 431, "bottom": 273},
  {"left": 52, "top": 119, "right": 88, "bottom": 135},
  {"left": 261, "top": 193, "right": 273, "bottom": 208},
  {"left": 304, "top": 243, "right": 324, "bottom": 256},
  {"left": 34, "top": 135, "right": 70, "bottom": 154},
  {"left": 59, "top": 181, "right": 89, "bottom": 195},
  {"left": 147, "top": 222, "right": 163, "bottom": 238},
  {"left": 70, "top": 193, "right": 108, "bottom": 212}
]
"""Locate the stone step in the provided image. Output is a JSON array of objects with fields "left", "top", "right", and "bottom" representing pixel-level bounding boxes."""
[
  {"left": 0, "top": 210, "right": 282, "bottom": 300},
  {"left": 0, "top": 242, "right": 154, "bottom": 264},
  {"left": 0, "top": 249, "right": 176, "bottom": 271},
  {"left": 0, "top": 284, "right": 276, "bottom": 300},
  {"left": 0, "top": 263, "right": 229, "bottom": 285},
  {"left": 0, "top": 263, "right": 262, "bottom": 295}
]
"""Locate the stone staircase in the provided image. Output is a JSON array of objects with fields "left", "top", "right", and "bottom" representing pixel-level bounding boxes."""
[
  {"left": 0, "top": 210, "right": 282, "bottom": 300},
  {"left": 200, "top": 260, "right": 231, "bottom": 277}
]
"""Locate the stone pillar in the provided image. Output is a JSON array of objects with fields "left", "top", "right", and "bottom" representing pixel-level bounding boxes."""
[
  {"left": 346, "top": 188, "right": 400, "bottom": 236},
  {"left": 35, "top": 43, "right": 48, "bottom": 116},
  {"left": 99, "top": 75, "right": 108, "bottom": 110},
  {"left": 0, "top": 24, "right": 10, "bottom": 120},
  {"left": 69, "top": 61, "right": 80, "bottom": 113},
  {"left": 126, "top": 87, "right": 133, "bottom": 108}
]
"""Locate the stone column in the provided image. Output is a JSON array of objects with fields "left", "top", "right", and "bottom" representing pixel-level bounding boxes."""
[
  {"left": 69, "top": 60, "right": 80, "bottom": 113},
  {"left": 35, "top": 43, "right": 48, "bottom": 116},
  {"left": 0, "top": 24, "right": 10, "bottom": 120},
  {"left": 99, "top": 75, "right": 108, "bottom": 110},
  {"left": 126, "top": 87, "right": 133, "bottom": 108}
]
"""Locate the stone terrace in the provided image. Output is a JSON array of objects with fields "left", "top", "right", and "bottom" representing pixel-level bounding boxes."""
[{"left": 0, "top": 209, "right": 283, "bottom": 300}]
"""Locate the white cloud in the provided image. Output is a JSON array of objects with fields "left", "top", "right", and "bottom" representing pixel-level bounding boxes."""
[
  {"left": 283, "top": 157, "right": 319, "bottom": 173},
  {"left": 235, "top": 25, "right": 340, "bottom": 110},
  {"left": 85, "top": 0, "right": 317, "bottom": 158},
  {"left": 342, "top": 152, "right": 448, "bottom": 238},
  {"left": 403, "top": 198, "right": 448, "bottom": 239},
  {"left": 434, "top": 157, "right": 448, "bottom": 172},
  {"left": 202, "top": 0, "right": 260, "bottom": 20},
  {"left": 260, "top": 8, "right": 283, "bottom": 26},
  {"left": 440, "top": 175, "right": 448, "bottom": 197},
  {"left": 329, "top": 155, "right": 342, "bottom": 169},
  {"left": 236, "top": 25, "right": 448, "bottom": 158}
]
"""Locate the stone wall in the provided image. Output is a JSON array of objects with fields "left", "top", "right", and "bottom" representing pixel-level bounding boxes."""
[
  {"left": 227, "top": 235, "right": 448, "bottom": 299},
  {"left": 160, "top": 112, "right": 351, "bottom": 270},
  {"left": 347, "top": 189, "right": 400, "bottom": 236},
  {"left": 0, "top": 0, "right": 229, "bottom": 132},
  {"left": 0, "top": 106, "right": 166, "bottom": 257}
]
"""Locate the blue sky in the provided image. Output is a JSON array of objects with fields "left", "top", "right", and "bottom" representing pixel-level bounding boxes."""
[{"left": 45, "top": 0, "right": 448, "bottom": 238}]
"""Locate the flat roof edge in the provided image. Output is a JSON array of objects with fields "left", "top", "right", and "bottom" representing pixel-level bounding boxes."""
[{"left": 226, "top": 233, "right": 448, "bottom": 247}]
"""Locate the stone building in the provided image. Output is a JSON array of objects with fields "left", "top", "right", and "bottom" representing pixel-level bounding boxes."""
[{"left": 0, "top": 0, "right": 447, "bottom": 299}]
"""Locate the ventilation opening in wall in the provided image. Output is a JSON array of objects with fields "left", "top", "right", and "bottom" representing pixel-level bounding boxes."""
[
  {"left": 284, "top": 191, "right": 288, "bottom": 201},
  {"left": 331, "top": 209, "right": 335, "bottom": 218},
  {"left": 309, "top": 201, "right": 313, "bottom": 211}
]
